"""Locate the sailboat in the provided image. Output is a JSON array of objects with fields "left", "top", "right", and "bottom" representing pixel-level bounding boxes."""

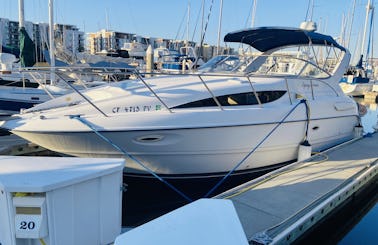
[
  {"left": 339, "top": 55, "right": 373, "bottom": 96},
  {"left": 0, "top": 0, "right": 73, "bottom": 116},
  {"left": 0, "top": 0, "right": 115, "bottom": 117},
  {"left": 340, "top": 0, "right": 376, "bottom": 96}
]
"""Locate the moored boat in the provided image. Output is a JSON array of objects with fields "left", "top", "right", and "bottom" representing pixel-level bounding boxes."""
[{"left": 0, "top": 26, "right": 360, "bottom": 186}]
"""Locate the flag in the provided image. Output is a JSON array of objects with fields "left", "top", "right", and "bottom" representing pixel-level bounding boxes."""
[{"left": 19, "top": 27, "right": 36, "bottom": 67}]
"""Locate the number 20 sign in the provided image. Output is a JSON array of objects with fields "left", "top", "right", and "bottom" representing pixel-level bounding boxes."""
[{"left": 15, "top": 215, "right": 45, "bottom": 239}]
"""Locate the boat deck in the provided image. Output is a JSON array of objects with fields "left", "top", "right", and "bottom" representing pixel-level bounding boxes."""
[{"left": 217, "top": 134, "right": 378, "bottom": 244}]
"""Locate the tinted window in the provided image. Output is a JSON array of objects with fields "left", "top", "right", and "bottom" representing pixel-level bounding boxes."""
[{"left": 173, "top": 91, "right": 286, "bottom": 108}]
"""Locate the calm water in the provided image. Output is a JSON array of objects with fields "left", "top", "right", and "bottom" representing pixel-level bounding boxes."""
[
  {"left": 338, "top": 202, "right": 378, "bottom": 245},
  {"left": 300, "top": 98, "right": 378, "bottom": 245}
]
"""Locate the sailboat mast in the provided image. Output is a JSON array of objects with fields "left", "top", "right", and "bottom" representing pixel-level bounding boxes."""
[
  {"left": 361, "top": 0, "right": 373, "bottom": 60},
  {"left": 347, "top": 0, "right": 357, "bottom": 49},
  {"left": 186, "top": 1, "right": 190, "bottom": 48},
  {"left": 49, "top": 0, "right": 55, "bottom": 83},
  {"left": 251, "top": 0, "right": 258, "bottom": 28},
  {"left": 199, "top": 0, "right": 205, "bottom": 59},
  {"left": 18, "top": 0, "right": 25, "bottom": 28},
  {"left": 216, "top": 0, "right": 223, "bottom": 55}
]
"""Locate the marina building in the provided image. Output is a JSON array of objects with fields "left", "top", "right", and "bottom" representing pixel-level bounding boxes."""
[
  {"left": 0, "top": 18, "right": 227, "bottom": 62},
  {"left": 0, "top": 17, "right": 85, "bottom": 62},
  {"left": 86, "top": 29, "right": 197, "bottom": 55}
]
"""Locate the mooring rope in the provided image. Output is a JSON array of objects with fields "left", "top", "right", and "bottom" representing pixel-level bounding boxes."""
[
  {"left": 70, "top": 115, "right": 193, "bottom": 203},
  {"left": 204, "top": 99, "right": 308, "bottom": 198}
]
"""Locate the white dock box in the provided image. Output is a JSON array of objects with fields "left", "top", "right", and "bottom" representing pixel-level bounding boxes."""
[{"left": 0, "top": 156, "right": 125, "bottom": 245}]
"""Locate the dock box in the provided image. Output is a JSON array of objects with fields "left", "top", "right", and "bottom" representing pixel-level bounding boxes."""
[{"left": 0, "top": 156, "right": 125, "bottom": 245}]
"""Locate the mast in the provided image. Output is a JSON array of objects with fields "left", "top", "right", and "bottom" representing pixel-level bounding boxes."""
[
  {"left": 49, "top": 0, "right": 55, "bottom": 83},
  {"left": 199, "top": 0, "right": 205, "bottom": 59},
  {"left": 186, "top": 1, "right": 190, "bottom": 48},
  {"left": 18, "top": 0, "right": 25, "bottom": 28},
  {"left": 251, "top": 0, "right": 258, "bottom": 28},
  {"left": 347, "top": 0, "right": 357, "bottom": 49},
  {"left": 216, "top": 0, "right": 223, "bottom": 55},
  {"left": 361, "top": 0, "right": 373, "bottom": 62}
]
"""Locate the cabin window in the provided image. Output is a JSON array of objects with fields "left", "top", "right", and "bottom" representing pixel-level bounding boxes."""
[{"left": 173, "top": 91, "right": 286, "bottom": 108}]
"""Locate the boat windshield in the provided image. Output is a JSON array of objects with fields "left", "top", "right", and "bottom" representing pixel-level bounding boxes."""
[
  {"left": 198, "top": 55, "right": 249, "bottom": 73},
  {"left": 198, "top": 45, "right": 344, "bottom": 79}
]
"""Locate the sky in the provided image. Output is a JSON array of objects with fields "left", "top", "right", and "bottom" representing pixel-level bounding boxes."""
[{"left": 0, "top": 0, "right": 375, "bottom": 62}]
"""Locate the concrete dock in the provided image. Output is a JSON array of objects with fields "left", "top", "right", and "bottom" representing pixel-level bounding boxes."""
[
  {"left": 216, "top": 134, "right": 378, "bottom": 244},
  {"left": 0, "top": 134, "right": 47, "bottom": 155}
]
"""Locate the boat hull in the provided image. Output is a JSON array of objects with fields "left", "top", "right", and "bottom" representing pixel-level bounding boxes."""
[
  {"left": 340, "top": 82, "right": 373, "bottom": 96},
  {"left": 11, "top": 115, "right": 358, "bottom": 175}
]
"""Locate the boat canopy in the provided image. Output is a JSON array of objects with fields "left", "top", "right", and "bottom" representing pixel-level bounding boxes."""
[{"left": 224, "top": 27, "right": 346, "bottom": 52}]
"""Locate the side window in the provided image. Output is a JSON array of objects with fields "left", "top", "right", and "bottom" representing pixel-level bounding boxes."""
[{"left": 173, "top": 91, "right": 286, "bottom": 108}]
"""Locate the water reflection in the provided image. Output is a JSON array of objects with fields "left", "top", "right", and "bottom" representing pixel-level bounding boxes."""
[
  {"left": 338, "top": 202, "right": 378, "bottom": 245},
  {"left": 355, "top": 98, "right": 378, "bottom": 134}
]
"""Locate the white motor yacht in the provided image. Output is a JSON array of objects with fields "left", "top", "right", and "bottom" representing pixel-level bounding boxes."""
[{"left": 1, "top": 27, "right": 359, "bottom": 179}]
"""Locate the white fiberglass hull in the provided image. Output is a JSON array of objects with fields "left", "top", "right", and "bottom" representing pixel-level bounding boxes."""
[
  {"left": 340, "top": 82, "right": 373, "bottom": 96},
  {"left": 9, "top": 115, "right": 358, "bottom": 176},
  {"left": 0, "top": 85, "right": 69, "bottom": 116}
]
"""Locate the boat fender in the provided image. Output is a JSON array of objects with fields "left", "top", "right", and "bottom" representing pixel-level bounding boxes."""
[
  {"left": 354, "top": 125, "right": 363, "bottom": 138},
  {"left": 357, "top": 103, "right": 367, "bottom": 116},
  {"left": 297, "top": 140, "right": 312, "bottom": 162}
]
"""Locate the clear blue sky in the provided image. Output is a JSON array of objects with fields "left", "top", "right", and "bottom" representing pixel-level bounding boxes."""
[{"left": 1, "top": 0, "right": 374, "bottom": 61}]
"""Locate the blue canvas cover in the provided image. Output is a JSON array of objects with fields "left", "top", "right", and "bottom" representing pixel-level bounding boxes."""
[{"left": 224, "top": 27, "right": 345, "bottom": 52}]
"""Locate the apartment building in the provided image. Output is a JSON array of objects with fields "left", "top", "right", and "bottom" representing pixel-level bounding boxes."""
[{"left": 0, "top": 18, "right": 84, "bottom": 61}]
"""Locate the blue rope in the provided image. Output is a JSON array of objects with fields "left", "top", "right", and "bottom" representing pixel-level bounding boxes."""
[
  {"left": 204, "top": 99, "right": 307, "bottom": 198},
  {"left": 70, "top": 115, "right": 193, "bottom": 203}
]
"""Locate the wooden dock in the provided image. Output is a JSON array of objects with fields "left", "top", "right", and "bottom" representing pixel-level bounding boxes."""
[{"left": 216, "top": 134, "right": 378, "bottom": 244}]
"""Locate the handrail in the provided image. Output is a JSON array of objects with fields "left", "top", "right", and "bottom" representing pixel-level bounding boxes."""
[
  {"left": 197, "top": 75, "right": 224, "bottom": 110},
  {"left": 54, "top": 71, "right": 109, "bottom": 117},
  {"left": 247, "top": 76, "right": 263, "bottom": 107},
  {"left": 27, "top": 72, "right": 56, "bottom": 99},
  {"left": 133, "top": 70, "right": 173, "bottom": 113},
  {"left": 20, "top": 64, "right": 341, "bottom": 117},
  {"left": 285, "top": 78, "right": 293, "bottom": 105}
]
